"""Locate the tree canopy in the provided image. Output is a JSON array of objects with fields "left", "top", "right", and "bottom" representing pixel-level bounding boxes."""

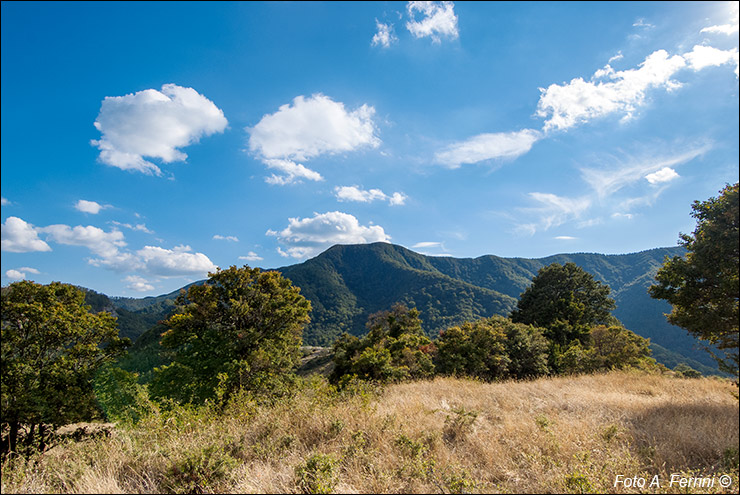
[
  {"left": 510, "top": 262, "right": 616, "bottom": 347},
  {"left": 150, "top": 265, "right": 311, "bottom": 404},
  {"left": 649, "top": 182, "right": 739, "bottom": 375},
  {"left": 1, "top": 281, "right": 128, "bottom": 452}
]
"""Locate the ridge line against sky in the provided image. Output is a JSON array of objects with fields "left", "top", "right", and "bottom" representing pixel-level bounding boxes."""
[{"left": 1, "top": 1, "right": 738, "bottom": 296}]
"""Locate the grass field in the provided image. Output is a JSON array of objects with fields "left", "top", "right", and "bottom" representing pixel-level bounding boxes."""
[{"left": 2, "top": 370, "right": 738, "bottom": 493}]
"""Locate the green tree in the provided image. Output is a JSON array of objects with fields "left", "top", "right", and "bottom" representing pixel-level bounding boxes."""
[
  {"left": 649, "top": 183, "right": 739, "bottom": 375},
  {"left": 330, "top": 304, "right": 435, "bottom": 383},
  {"left": 1, "top": 281, "right": 128, "bottom": 453},
  {"left": 510, "top": 262, "right": 616, "bottom": 347},
  {"left": 150, "top": 265, "right": 311, "bottom": 404},
  {"left": 435, "top": 316, "right": 549, "bottom": 381}
]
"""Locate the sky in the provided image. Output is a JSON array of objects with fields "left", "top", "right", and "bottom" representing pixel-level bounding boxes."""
[{"left": 1, "top": 1, "right": 738, "bottom": 297}]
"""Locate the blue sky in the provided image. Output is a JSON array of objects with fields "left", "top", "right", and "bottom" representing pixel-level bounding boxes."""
[{"left": 2, "top": 1, "right": 738, "bottom": 297}]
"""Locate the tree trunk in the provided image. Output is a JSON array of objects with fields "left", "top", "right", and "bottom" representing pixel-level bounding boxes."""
[{"left": 8, "top": 420, "right": 19, "bottom": 453}]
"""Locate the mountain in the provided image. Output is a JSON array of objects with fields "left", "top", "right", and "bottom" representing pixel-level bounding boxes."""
[{"left": 101, "top": 242, "right": 722, "bottom": 375}]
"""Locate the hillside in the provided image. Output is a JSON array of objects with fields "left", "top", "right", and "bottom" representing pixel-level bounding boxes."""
[
  {"left": 3, "top": 371, "right": 737, "bottom": 493},
  {"left": 102, "top": 242, "right": 721, "bottom": 374}
]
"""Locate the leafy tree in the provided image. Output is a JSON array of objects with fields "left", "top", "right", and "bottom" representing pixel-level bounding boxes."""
[
  {"left": 510, "top": 262, "right": 616, "bottom": 347},
  {"left": 557, "top": 325, "right": 654, "bottom": 374},
  {"left": 435, "top": 316, "right": 549, "bottom": 381},
  {"left": 1, "top": 281, "right": 128, "bottom": 452},
  {"left": 435, "top": 319, "right": 510, "bottom": 381},
  {"left": 330, "top": 304, "right": 435, "bottom": 383},
  {"left": 649, "top": 183, "right": 739, "bottom": 375},
  {"left": 150, "top": 265, "right": 311, "bottom": 404}
]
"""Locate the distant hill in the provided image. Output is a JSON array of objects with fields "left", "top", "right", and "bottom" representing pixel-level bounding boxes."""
[{"left": 91, "top": 242, "right": 722, "bottom": 375}]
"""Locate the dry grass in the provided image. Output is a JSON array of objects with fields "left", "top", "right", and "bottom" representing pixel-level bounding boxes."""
[{"left": 2, "top": 370, "right": 738, "bottom": 493}]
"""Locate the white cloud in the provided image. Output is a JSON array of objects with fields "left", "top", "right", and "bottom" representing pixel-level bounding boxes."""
[
  {"left": 580, "top": 145, "right": 708, "bottom": 198},
  {"left": 1, "top": 197, "right": 10, "bottom": 206},
  {"left": 40, "top": 224, "right": 126, "bottom": 259},
  {"left": 412, "top": 241, "right": 442, "bottom": 249},
  {"left": 1, "top": 217, "right": 52, "bottom": 252},
  {"left": 268, "top": 211, "right": 390, "bottom": 259},
  {"left": 213, "top": 234, "right": 239, "bottom": 242},
  {"left": 123, "top": 275, "right": 154, "bottom": 292},
  {"left": 239, "top": 251, "right": 264, "bottom": 262},
  {"left": 645, "top": 167, "right": 679, "bottom": 184},
  {"left": 389, "top": 192, "right": 408, "bottom": 206},
  {"left": 700, "top": 2, "right": 739, "bottom": 36},
  {"left": 435, "top": 129, "right": 541, "bottom": 168},
  {"left": 5, "top": 270, "right": 26, "bottom": 281},
  {"left": 263, "top": 159, "right": 323, "bottom": 185},
  {"left": 111, "top": 221, "right": 154, "bottom": 234},
  {"left": 75, "top": 199, "right": 111, "bottom": 214},
  {"left": 683, "top": 44, "right": 738, "bottom": 75},
  {"left": 334, "top": 186, "right": 407, "bottom": 205},
  {"left": 554, "top": 236, "right": 577, "bottom": 240},
  {"left": 406, "top": 1, "right": 459, "bottom": 43},
  {"left": 372, "top": 20, "right": 398, "bottom": 48},
  {"left": 5, "top": 267, "right": 40, "bottom": 281},
  {"left": 91, "top": 84, "right": 228, "bottom": 176},
  {"left": 537, "top": 49, "right": 687, "bottom": 132},
  {"left": 525, "top": 193, "right": 592, "bottom": 231},
  {"left": 136, "top": 245, "right": 217, "bottom": 277},
  {"left": 247, "top": 94, "right": 379, "bottom": 184}
]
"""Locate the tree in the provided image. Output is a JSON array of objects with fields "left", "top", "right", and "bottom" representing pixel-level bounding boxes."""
[
  {"left": 330, "top": 304, "right": 435, "bottom": 383},
  {"left": 150, "top": 265, "right": 311, "bottom": 404},
  {"left": 510, "top": 262, "right": 616, "bottom": 347},
  {"left": 1, "top": 281, "right": 128, "bottom": 453},
  {"left": 649, "top": 183, "right": 739, "bottom": 375},
  {"left": 435, "top": 316, "right": 549, "bottom": 381}
]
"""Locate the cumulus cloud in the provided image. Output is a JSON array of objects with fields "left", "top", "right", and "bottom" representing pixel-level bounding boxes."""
[
  {"left": 136, "top": 245, "right": 218, "bottom": 277},
  {"left": 701, "top": 2, "right": 739, "bottom": 36},
  {"left": 40, "top": 224, "right": 126, "bottom": 259},
  {"left": 91, "top": 84, "right": 228, "bottom": 176},
  {"left": 5, "top": 267, "right": 40, "bottom": 281},
  {"left": 263, "top": 158, "right": 323, "bottom": 185},
  {"left": 372, "top": 20, "right": 398, "bottom": 48},
  {"left": 537, "top": 42, "right": 740, "bottom": 132},
  {"left": 334, "top": 186, "right": 407, "bottom": 205},
  {"left": 683, "top": 45, "right": 738, "bottom": 75},
  {"left": 268, "top": 211, "right": 390, "bottom": 259},
  {"left": 1, "top": 217, "right": 52, "bottom": 252},
  {"left": 247, "top": 94, "right": 380, "bottom": 184},
  {"left": 124, "top": 275, "right": 154, "bottom": 292},
  {"left": 645, "top": 167, "right": 680, "bottom": 184},
  {"left": 537, "top": 50, "right": 687, "bottom": 132},
  {"left": 75, "top": 199, "right": 111, "bottom": 214},
  {"left": 406, "top": 1, "right": 459, "bottom": 43},
  {"left": 435, "top": 129, "right": 541, "bottom": 168}
]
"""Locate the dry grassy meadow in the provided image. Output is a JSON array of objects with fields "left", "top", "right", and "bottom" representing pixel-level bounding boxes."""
[{"left": 2, "top": 370, "right": 738, "bottom": 494}]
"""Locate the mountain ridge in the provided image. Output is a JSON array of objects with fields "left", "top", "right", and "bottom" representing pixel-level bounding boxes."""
[{"left": 85, "top": 242, "right": 722, "bottom": 374}]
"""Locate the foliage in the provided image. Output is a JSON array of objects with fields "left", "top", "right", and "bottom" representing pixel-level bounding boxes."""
[
  {"left": 435, "top": 319, "right": 510, "bottom": 381},
  {"left": 149, "top": 265, "right": 310, "bottom": 404},
  {"left": 673, "top": 363, "right": 702, "bottom": 378},
  {"left": 330, "top": 304, "right": 435, "bottom": 383},
  {"left": 510, "top": 262, "right": 617, "bottom": 347},
  {"left": 649, "top": 182, "right": 739, "bottom": 375},
  {"left": 434, "top": 316, "right": 549, "bottom": 381},
  {"left": 294, "top": 453, "right": 338, "bottom": 494},
  {"left": 1, "top": 281, "right": 128, "bottom": 452},
  {"left": 93, "top": 364, "right": 154, "bottom": 424},
  {"left": 557, "top": 325, "right": 655, "bottom": 374}
]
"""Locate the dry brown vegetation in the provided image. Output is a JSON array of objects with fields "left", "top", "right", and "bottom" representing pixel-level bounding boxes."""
[{"left": 2, "top": 370, "right": 738, "bottom": 494}]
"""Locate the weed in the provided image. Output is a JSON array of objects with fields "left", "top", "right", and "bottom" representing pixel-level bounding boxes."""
[{"left": 295, "top": 453, "right": 339, "bottom": 494}]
